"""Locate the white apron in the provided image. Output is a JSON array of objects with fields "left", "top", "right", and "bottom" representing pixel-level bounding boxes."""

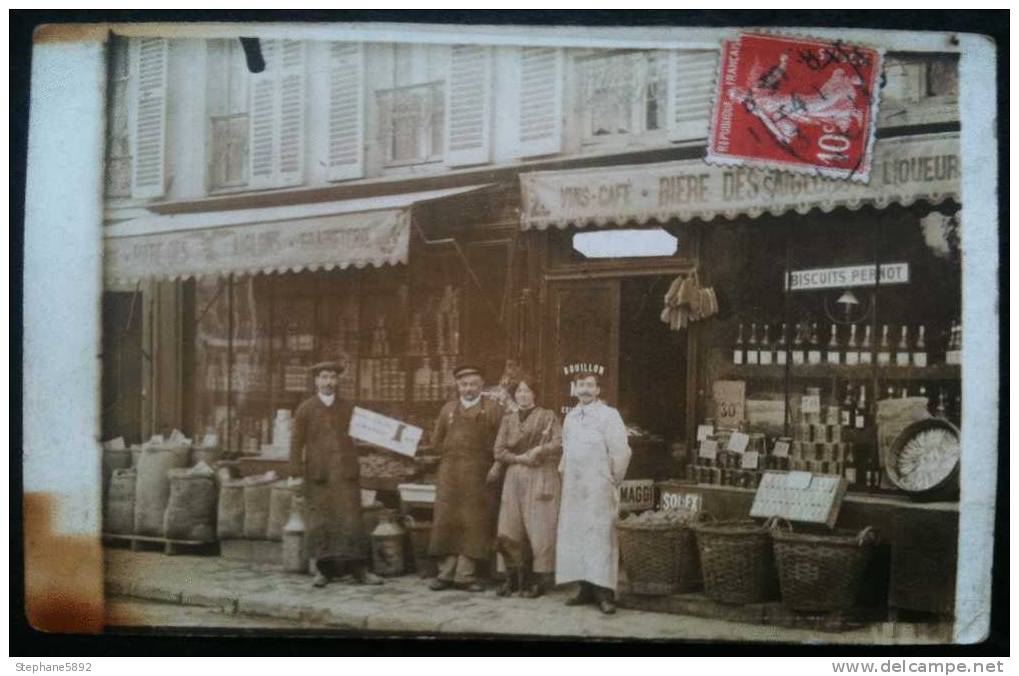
[{"left": 555, "top": 400, "right": 632, "bottom": 590}]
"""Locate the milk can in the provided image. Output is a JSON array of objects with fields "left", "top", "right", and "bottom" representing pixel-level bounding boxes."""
[
  {"left": 282, "top": 496, "right": 307, "bottom": 574},
  {"left": 370, "top": 509, "right": 406, "bottom": 576}
]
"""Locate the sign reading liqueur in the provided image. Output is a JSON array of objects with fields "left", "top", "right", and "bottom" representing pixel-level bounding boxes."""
[
  {"left": 520, "top": 134, "right": 960, "bottom": 230},
  {"left": 786, "top": 263, "right": 910, "bottom": 291},
  {"left": 349, "top": 406, "right": 423, "bottom": 457}
]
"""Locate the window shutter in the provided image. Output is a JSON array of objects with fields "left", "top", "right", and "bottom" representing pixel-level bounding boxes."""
[
  {"left": 666, "top": 49, "right": 719, "bottom": 141},
  {"left": 276, "top": 40, "right": 306, "bottom": 186},
  {"left": 445, "top": 44, "right": 492, "bottom": 167},
  {"left": 249, "top": 39, "right": 279, "bottom": 188},
  {"left": 326, "top": 42, "right": 365, "bottom": 181},
  {"left": 518, "top": 47, "right": 564, "bottom": 158},
  {"left": 130, "top": 37, "right": 168, "bottom": 199}
]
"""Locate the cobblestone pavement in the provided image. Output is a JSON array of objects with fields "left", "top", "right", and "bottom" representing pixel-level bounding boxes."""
[{"left": 104, "top": 549, "right": 945, "bottom": 643}]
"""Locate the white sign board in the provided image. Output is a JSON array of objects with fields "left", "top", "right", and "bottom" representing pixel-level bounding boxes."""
[
  {"left": 348, "top": 406, "right": 423, "bottom": 457},
  {"left": 619, "top": 479, "right": 656, "bottom": 512},
  {"left": 786, "top": 263, "right": 910, "bottom": 291}
]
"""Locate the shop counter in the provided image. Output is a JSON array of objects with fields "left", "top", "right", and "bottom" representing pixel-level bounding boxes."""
[{"left": 657, "top": 480, "right": 958, "bottom": 617}]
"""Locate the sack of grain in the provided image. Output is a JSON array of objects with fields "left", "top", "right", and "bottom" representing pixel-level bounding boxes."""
[
  {"left": 133, "top": 441, "right": 190, "bottom": 536},
  {"left": 217, "top": 480, "right": 246, "bottom": 539},
  {"left": 105, "top": 468, "right": 136, "bottom": 535},
  {"left": 163, "top": 464, "right": 218, "bottom": 542},
  {"left": 266, "top": 482, "right": 295, "bottom": 542},
  {"left": 242, "top": 472, "right": 278, "bottom": 540}
]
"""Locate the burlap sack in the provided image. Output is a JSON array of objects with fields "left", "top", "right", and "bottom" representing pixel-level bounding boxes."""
[
  {"left": 217, "top": 481, "right": 246, "bottom": 539},
  {"left": 133, "top": 443, "right": 190, "bottom": 536},
  {"left": 164, "top": 467, "right": 218, "bottom": 542},
  {"left": 105, "top": 468, "right": 136, "bottom": 535}
]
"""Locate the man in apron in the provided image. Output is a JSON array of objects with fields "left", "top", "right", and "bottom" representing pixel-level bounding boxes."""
[
  {"left": 555, "top": 370, "right": 632, "bottom": 614},
  {"left": 428, "top": 364, "right": 504, "bottom": 592}
]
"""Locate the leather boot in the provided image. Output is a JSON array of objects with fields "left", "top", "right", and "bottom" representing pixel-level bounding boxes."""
[
  {"left": 565, "top": 581, "right": 595, "bottom": 606},
  {"left": 522, "top": 572, "right": 550, "bottom": 599},
  {"left": 596, "top": 586, "right": 617, "bottom": 615},
  {"left": 497, "top": 568, "right": 519, "bottom": 597},
  {"left": 354, "top": 566, "right": 384, "bottom": 585}
]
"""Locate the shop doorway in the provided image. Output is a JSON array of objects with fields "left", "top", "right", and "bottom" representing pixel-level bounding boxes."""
[
  {"left": 101, "top": 291, "right": 144, "bottom": 444},
  {"left": 545, "top": 275, "right": 687, "bottom": 443}
]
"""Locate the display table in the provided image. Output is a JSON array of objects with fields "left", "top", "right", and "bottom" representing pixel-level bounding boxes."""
[{"left": 656, "top": 481, "right": 958, "bottom": 617}]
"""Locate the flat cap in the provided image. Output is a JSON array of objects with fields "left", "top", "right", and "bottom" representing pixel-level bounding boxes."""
[
  {"left": 309, "top": 361, "right": 344, "bottom": 376},
  {"left": 452, "top": 364, "right": 484, "bottom": 379}
]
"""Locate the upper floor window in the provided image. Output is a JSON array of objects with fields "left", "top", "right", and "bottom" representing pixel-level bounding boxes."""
[
  {"left": 376, "top": 44, "right": 446, "bottom": 166},
  {"left": 576, "top": 50, "right": 668, "bottom": 142},
  {"left": 206, "top": 38, "right": 306, "bottom": 192}
]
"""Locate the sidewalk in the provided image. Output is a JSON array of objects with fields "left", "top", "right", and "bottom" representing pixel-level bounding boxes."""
[{"left": 104, "top": 549, "right": 946, "bottom": 643}]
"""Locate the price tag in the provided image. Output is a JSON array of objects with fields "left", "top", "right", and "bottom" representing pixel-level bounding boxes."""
[
  {"left": 787, "top": 471, "right": 813, "bottom": 489},
  {"left": 772, "top": 440, "right": 790, "bottom": 458},
  {"left": 741, "top": 451, "right": 760, "bottom": 469},
  {"left": 698, "top": 439, "right": 719, "bottom": 460},
  {"left": 727, "top": 431, "right": 750, "bottom": 454},
  {"left": 712, "top": 380, "right": 746, "bottom": 429},
  {"left": 801, "top": 394, "right": 821, "bottom": 415},
  {"left": 696, "top": 424, "right": 715, "bottom": 441}
]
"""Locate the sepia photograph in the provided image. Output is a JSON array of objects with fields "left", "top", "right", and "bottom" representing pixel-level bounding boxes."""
[{"left": 16, "top": 14, "right": 1002, "bottom": 651}]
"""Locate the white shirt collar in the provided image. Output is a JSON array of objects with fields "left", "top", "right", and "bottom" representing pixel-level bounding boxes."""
[
  {"left": 317, "top": 392, "right": 336, "bottom": 407},
  {"left": 460, "top": 396, "right": 481, "bottom": 409}
]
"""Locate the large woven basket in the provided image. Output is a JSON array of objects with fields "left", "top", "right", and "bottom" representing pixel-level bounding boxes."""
[
  {"left": 692, "top": 518, "right": 777, "bottom": 605},
  {"left": 617, "top": 518, "right": 702, "bottom": 595},
  {"left": 772, "top": 522, "right": 877, "bottom": 613}
]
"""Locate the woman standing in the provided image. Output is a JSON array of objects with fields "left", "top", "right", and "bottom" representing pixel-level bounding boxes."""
[{"left": 491, "top": 377, "right": 562, "bottom": 598}]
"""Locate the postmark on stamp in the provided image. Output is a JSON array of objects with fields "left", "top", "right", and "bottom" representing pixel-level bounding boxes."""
[{"left": 707, "top": 32, "right": 883, "bottom": 182}]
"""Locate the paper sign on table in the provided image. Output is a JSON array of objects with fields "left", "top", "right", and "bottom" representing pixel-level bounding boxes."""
[
  {"left": 349, "top": 406, "right": 423, "bottom": 457},
  {"left": 696, "top": 424, "right": 715, "bottom": 441},
  {"left": 712, "top": 380, "right": 746, "bottom": 428},
  {"left": 800, "top": 394, "right": 821, "bottom": 415},
  {"left": 741, "top": 451, "right": 760, "bottom": 469},
  {"left": 698, "top": 439, "right": 719, "bottom": 460},
  {"left": 727, "top": 431, "right": 750, "bottom": 454},
  {"left": 772, "top": 440, "right": 790, "bottom": 458}
]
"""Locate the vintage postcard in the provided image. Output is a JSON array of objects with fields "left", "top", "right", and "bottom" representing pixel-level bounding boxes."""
[{"left": 20, "top": 18, "right": 1000, "bottom": 648}]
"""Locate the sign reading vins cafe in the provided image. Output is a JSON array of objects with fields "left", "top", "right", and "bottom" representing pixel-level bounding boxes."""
[{"left": 520, "top": 134, "right": 960, "bottom": 230}]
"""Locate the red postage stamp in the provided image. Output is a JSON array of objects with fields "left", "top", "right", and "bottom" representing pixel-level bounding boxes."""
[{"left": 707, "top": 32, "right": 883, "bottom": 182}]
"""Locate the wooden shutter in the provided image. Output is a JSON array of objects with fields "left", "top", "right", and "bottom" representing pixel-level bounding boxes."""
[
  {"left": 666, "top": 49, "right": 719, "bottom": 141},
  {"left": 249, "top": 39, "right": 306, "bottom": 188},
  {"left": 445, "top": 44, "right": 492, "bottom": 167},
  {"left": 277, "top": 40, "right": 305, "bottom": 186},
  {"left": 518, "top": 47, "right": 564, "bottom": 158},
  {"left": 248, "top": 39, "right": 278, "bottom": 188},
  {"left": 326, "top": 42, "right": 365, "bottom": 181},
  {"left": 130, "top": 37, "right": 168, "bottom": 198}
]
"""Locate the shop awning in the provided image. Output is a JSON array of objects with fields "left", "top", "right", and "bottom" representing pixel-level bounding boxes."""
[
  {"left": 520, "top": 133, "right": 960, "bottom": 231},
  {"left": 104, "top": 185, "right": 493, "bottom": 285}
]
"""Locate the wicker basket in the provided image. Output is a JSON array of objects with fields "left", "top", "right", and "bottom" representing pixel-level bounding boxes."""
[
  {"left": 692, "top": 518, "right": 778, "bottom": 605},
  {"left": 617, "top": 518, "right": 702, "bottom": 595},
  {"left": 772, "top": 521, "right": 877, "bottom": 613}
]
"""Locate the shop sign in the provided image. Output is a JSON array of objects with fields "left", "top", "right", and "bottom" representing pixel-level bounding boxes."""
[
  {"left": 348, "top": 406, "right": 423, "bottom": 457},
  {"left": 659, "top": 489, "right": 703, "bottom": 514},
  {"left": 619, "top": 479, "right": 656, "bottom": 512},
  {"left": 785, "top": 262, "right": 910, "bottom": 291},
  {"left": 520, "top": 133, "right": 959, "bottom": 230}
]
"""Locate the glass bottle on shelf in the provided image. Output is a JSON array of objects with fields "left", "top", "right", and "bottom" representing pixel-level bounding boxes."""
[
  {"left": 844, "top": 449, "right": 857, "bottom": 486},
  {"left": 733, "top": 323, "right": 745, "bottom": 365},
  {"left": 855, "top": 385, "right": 868, "bottom": 429},
  {"left": 807, "top": 322, "right": 822, "bottom": 365},
  {"left": 899, "top": 385, "right": 909, "bottom": 398},
  {"left": 913, "top": 325, "right": 928, "bottom": 367},
  {"left": 936, "top": 389, "right": 947, "bottom": 418},
  {"left": 840, "top": 386, "right": 854, "bottom": 427},
  {"left": 895, "top": 326, "right": 911, "bottom": 366},
  {"left": 845, "top": 324, "right": 860, "bottom": 365},
  {"left": 792, "top": 322, "right": 806, "bottom": 365},
  {"left": 760, "top": 324, "right": 773, "bottom": 365},
  {"left": 746, "top": 322, "right": 759, "bottom": 365},
  {"left": 776, "top": 323, "right": 788, "bottom": 365},
  {"left": 945, "top": 318, "right": 962, "bottom": 365},
  {"left": 860, "top": 325, "right": 873, "bottom": 365},
  {"left": 826, "top": 324, "right": 840, "bottom": 365},
  {"left": 877, "top": 325, "right": 892, "bottom": 365}
]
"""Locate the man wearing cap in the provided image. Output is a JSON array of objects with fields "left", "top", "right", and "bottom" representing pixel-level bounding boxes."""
[
  {"left": 556, "top": 370, "right": 632, "bottom": 614},
  {"left": 427, "top": 364, "right": 504, "bottom": 592},
  {"left": 291, "top": 361, "right": 383, "bottom": 588}
]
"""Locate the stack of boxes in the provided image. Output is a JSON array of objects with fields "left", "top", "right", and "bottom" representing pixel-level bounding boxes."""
[{"left": 791, "top": 392, "right": 853, "bottom": 476}]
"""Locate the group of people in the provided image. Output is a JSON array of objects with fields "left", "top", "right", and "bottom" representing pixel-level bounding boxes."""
[{"left": 290, "top": 360, "right": 632, "bottom": 615}]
